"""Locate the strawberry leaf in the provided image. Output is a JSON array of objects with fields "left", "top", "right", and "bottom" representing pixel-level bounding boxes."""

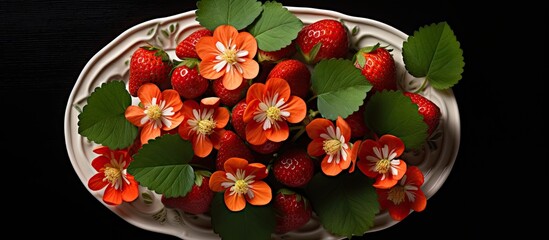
[
  {"left": 211, "top": 193, "right": 275, "bottom": 240},
  {"left": 306, "top": 172, "right": 379, "bottom": 238},
  {"left": 402, "top": 22, "right": 464, "bottom": 90},
  {"left": 128, "top": 134, "right": 195, "bottom": 198},
  {"left": 78, "top": 81, "right": 137, "bottom": 149},
  {"left": 364, "top": 90, "right": 428, "bottom": 150},
  {"left": 311, "top": 59, "right": 372, "bottom": 120},
  {"left": 248, "top": 1, "right": 303, "bottom": 51},
  {"left": 196, "top": 0, "right": 263, "bottom": 31}
]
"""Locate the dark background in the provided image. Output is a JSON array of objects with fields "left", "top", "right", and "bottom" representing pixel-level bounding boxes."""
[{"left": 2, "top": 0, "right": 544, "bottom": 238}]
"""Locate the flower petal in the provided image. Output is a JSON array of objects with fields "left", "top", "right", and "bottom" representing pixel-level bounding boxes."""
[
  {"left": 239, "top": 58, "right": 259, "bottom": 80},
  {"left": 192, "top": 134, "right": 213, "bottom": 158},
  {"left": 209, "top": 171, "right": 231, "bottom": 192},
  {"left": 199, "top": 59, "right": 225, "bottom": 80},
  {"left": 388, "top": 201, "right": 412, "bottom": 221},
  {"left": 178, "top": 121, "right": 194, "bottom": 140},
  {"left": 378, "top": 134, "right": 405, "bottom": 158},
  {"left": 307, "top": 138, "right": 326, "bottom": 157},
  {"left": 235, "top": 31, "right": 257, "bottom": 59},
  {"left": 121, "top": 176, "right": 139, "bottom": 202},
  {"left": 223, "top": 157, "right": 249, "bottom": 176},
  {"left": 265, "top": 121, "right": 289, "bottom": 142},
  {"left": 137, "top": 83, "right": 162, "bottom": 106},
  {"left": 162, "top": 111, "right": 184, "bottom": 131},
  {"left": 247, "top": 181, "right": 272, "bottom": 206},
  {"left": 224, "top": 189, "right": 246, "bottom": 212},
  {"left": 103, "top": 186, "right": 123, "bottom": 205},
  {"left": 321, "top": 156, "right": 343, "bottom": 176},
  {"left": 348, "top": 140, "right": 362, "bottom": 173},
  {"left": 196, "top": 36, "right": 220, "bottom": 61},
  {"left": 91, "top": 156, "right": 110, "bottom": 172},
  {"left": 214, "top": 25, "right": 239, "bottom": 49},
  {"left": 221, "top": 65, "right": 243, "bottom": 90},
  {"left": 214, "top": 107, "right": 230, "bottom": 128},
  {"left": 246, "top": 82, "right": 265, "bottom": 103},
  {"left": 283, "top": 96, "right": 306, "bottom": 123},
  {"left": 245, "top": 119, "right": 268, "bottom": 145},
  {"left": 162, "top": 89, "right": 183, "bottom": 111},
  {"left": 265, "top": 78, "right": 290, "bottom": 102},
  {"left": 306, "top": 118, "right": 334, "bottom": 139},
  {"left": 140, "top": 122, "right": 161, "bottom": 144},
  {"left": 201, "top": 97, "right": 221, "bottom": 107},
  {"left": 356, "top": 160, "right": 378, "bottom": 179},
  {"left": 338, "top": 148, "right": 352, "bottom": 170},
  {"left": 245, "top": 163, "right": 268, "bottom": 180},
  {"left": 210, "top": 128, "right": 226, "bottom": 150},
  {"left": 243, "top": 99, "right": 260, "bottom": 123},
  {"left": 411, "top": 190, "right": 427, "bottom": 212},
  {"left": 182, "top": 100, "right": 201, "bottom": 119},
  {"left": 373, "top": 175, "right": 399, "bottom": 189},
  {"left": 336, "top": 116, "right": 352, "bottom": 141},
  {"left": 125, "top": 106, "right": 147, "bottom": 127},
  {"left": 88, "top": 173, "right": 108, "bottom": 191},
  {"left": 404, "top": 166, "right": 425, "bottom": 186}
]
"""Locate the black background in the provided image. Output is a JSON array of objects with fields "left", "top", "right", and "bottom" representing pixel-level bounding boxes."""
[{"left": 2, "top": 0, "right": 545, "bottom": 238}]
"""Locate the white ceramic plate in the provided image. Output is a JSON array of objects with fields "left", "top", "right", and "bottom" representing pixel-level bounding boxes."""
[{"left": 64, "top": 7, "right": 460, "bottom": 240}]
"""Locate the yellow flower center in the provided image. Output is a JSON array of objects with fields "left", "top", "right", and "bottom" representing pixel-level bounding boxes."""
[
  {"left": 375, "top": 159, "right": 391, "bottom": 174},
  {"left": 266, "top": 106, "right": 281, "bottom": 121},
  {"left": 104, "top": 166, "right": 121, "bottom": 185},
  {"left": 222, "top": 48, "right": 238, "bottom": 64},
  {"left": 234, "top": 179, "right": 249, "bottom": 195},
  {"left": 323, "top": 139, "right": 342, "bottom": 155},
  {"left": 146, "top": 105, "right": 162, "bottom": 120},
  {"left": 387, "top": 185, "right": 406, "bottom": 205},
  {"left": 196, "top": 119, "right": 216, "bottom": 135}
]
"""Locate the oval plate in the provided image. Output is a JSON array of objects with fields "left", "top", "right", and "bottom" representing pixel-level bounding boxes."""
[{"left": 64, "top": 7, "right": 460, "bottom": 240}]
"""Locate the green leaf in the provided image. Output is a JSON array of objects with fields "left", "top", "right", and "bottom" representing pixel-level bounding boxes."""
[
  {"left": 196, "top": 0, "right": 263, "bottom": 31},
  {"left": 211, "top": 193, "right": 275, "bottom": 240},
  {"left": 128, "top": 134, "right": 195, "bottom": 198},
  {"left": 402, "top": 22, "right": 464, "bottom": 90},
  {"left": 248, "top": 1, "right": 303, "bottom": 51},
  {"left": 364, "top": 90, "right": 428, "bottom": 150},
  {"left": 306, "top": 172, "right": 379, "bottom": 238},
  {"left": 311, "top": 59, "right": 372, "bottom": 120},
  {"left": 78, "top": 81, "right": 137, "bottom": 149}
]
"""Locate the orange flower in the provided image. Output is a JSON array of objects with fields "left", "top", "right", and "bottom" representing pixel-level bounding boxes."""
[
  {"left": 196, "top": 25, "right": 259, "bottom": 90},
  {"left": 125, "top": 83, "right": 184, "bottom": 144},
  {"left": 377, "top": 166, "right": 426, "bottom": 221},
  {"left": 243, "top": 78, "right": 306, "bottom": 145},
  {"left": 357, "top": 134, "right": 407, "bottom": 189},
  {"left": 178, "top": 97, "right": 229, "bottom": 157},
  {"left": 87, "top": 146, "right": 139, "bottom": 205},
  {"left": 209, "top": 157, "right": 272, "bottom": 211},
  {"left": 306, "top": 116, "right": 360, "bottom": 176}
]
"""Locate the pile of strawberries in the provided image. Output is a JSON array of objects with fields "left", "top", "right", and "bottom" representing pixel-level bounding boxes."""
[{"left": 127, "top": 19, "right": 441, "bottom": 234}]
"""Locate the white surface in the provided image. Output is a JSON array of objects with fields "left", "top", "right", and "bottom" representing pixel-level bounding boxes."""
[{"left": 64, "top": 7, "right": 460, "bottom": 240}]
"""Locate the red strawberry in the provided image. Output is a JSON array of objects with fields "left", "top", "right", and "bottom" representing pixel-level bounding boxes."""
[
  {"left": 230, "top": 99, "right": 248, "bottom": 139},
  {"left": 274, "top": 189, "right": 312, "bottom": 234},
  {"left": 257, "top": 41, "right": 296, "bottom": 63},
  {"left": 216, "top": 130, "right": 255, "bottom": 170},
  {"left": 171, "top": 60, "right": 209, "bottom": 99},
  {"left": 296, "top": 19, "right": 348, "bottom": 64},
  {"left": 345, "top": 105, "right": 368, "bottom": 139},
  {"left": 212, "top": 78, "right": 249, "bottom": 107},
  {"left": 354, "top": 43, "right": 397, "bottom": 92},
  {"left": 249, "top": 140, "right": 283, "bottom": 155},
  {"left": 129, "top": 46, "right": 173, "bottom": 96},
  {"left": 175, "top": 28, "right": 212, "bottom": 59},
  {"left": 403, "top": 92, "right": 441, "bottom": 135},
  {"left": 161, "top": 171, "right": 214, "bottom": 215},
  {"left": 273, "top": 148, "right": 314, "bottom": 188},
  {"left": 267, "top": 59, "right": 311, "bottom": 99}
]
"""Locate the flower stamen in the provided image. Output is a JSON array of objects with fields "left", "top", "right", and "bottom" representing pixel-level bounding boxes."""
[
  {"left": 387, "top": 185, "right": 406, "bottom": 205},
  {"left": 323, "top": 139, "right": 342, "bottom": 155},
  {"left": 197, "top": 119, "right": 216, "bottom": 135},
  {"left": 375, "top": 159, "right": 391, "bottom": 174},
  {"left": 145, "top": 104, "right": 162, "bottom": 120}
]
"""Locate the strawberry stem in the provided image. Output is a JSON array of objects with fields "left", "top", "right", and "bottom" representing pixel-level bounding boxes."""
[
  {"left": 414, "top": 78, "right": 429, "bottom": 93},
  {"left": 306, "top": 95, "right": 317, "bottom": 103}
]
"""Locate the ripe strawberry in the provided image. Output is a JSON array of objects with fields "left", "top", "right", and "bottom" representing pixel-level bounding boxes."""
[
  {"left": 216, "top": 130, "right": 255, "bottom": 170},
  {"left": 403, "top": 92, "right": 441, "bottom": 135},
  {"left": 161, "top": 171, "right": 214, "bottom": 215},
  {"left": 296, "top": 19, "right": 348, "bottom": 64},
  {"left": 257, "top": 41, "right": 296, "bottom": 63},
  {"left": 171, "top": 60, "right": 209, "bottom": 99},
  {"left": 249, "top": 140, "right": 283, "bottom": 155},
  {"left": 273, "top": 148, "right": 314, "bottom": 188},
  {"left": 129, "top": 45, "right": 173, "bottom": 96},
  {"left": 274, "top": 189, "right": 312, "bottom": 234},
  {"left": 345, "top": 105, "right": 368, "bottom": 139},
  {"left": 212, "top": 78, "right": 249, "bottom": 107},
  {"left": 354, "top": 43, "right": 397, "bottom": 92},
  {"left": 267, "top": 59, "right": 311, "bottom": 99},
  {"left": 230, "top": 99, "right": 248, "bottom": 139},
  {"left": 175, "top": 28, "right": 212, "bottom": 59}
]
